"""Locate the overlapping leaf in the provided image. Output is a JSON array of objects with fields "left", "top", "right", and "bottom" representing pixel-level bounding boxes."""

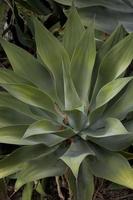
[
  {"left": 0, "top": 144, "right": 53, "bottom": 178},
  {"left": 61, "top": 138, "right": 95, "bottom": 178},
  {"left": 33, "top": 17, "right": 81, "bottom": 110},
  {"left": 89, "top": 144, "right": 133, "bottom": 189},
  {"left": 0, "top": 108, "right": 34, "bottom": 128},
  {"left": 63, "top": 6, "right": 85, "bottom": 58},
  {"left": 90, "top": 77, "right": 132, "bottom": 123},
  {"left": 0, "top": 125, "right": 36, "bottom": 145},
  {"left": 15, "top": 151, "right": 66, "bottom": 190},
  {"left": 71, "top": 23, "right": 96, "bottom": 105},
  {"left": 83, "top": 118, "right": 133, "bottom": 151},
  {"left": 0, "top": 38, "right": 56, "bottom": 100},
  {"left": 77, "top": 159, "right": 94, "bottom": 200},
  {"left": 53, "top": 0, "right": 133, "bottom": 32},
  {"left": 2, "top": 83, "right": 55, "bottom": 114},
  {"left": 91, "top": 33, "right": 133, "bottom": 102},
  {"left": 105, "top": 80, "right": 133, "bottom": 120}
]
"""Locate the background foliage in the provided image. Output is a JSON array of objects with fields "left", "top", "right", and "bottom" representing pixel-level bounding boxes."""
[{"left": 53, "top": 0, "right": 133, "bottom": 33}]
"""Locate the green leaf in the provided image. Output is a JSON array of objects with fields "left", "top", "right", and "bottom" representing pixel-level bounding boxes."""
[
  {"left": 89, "top": 77, "right": 132, "bottom": 123},
  {"left": 85, "top": 118, "right": 133, "bottom": 151},
  {"left": 1, "top": 83, "right": 55, "bottom": 114},
  {"left": 53, "top": 0, "right": 133, "bottom": 11},
  {"left": 65, "top": 159, "right": 94, "bottom": 200},
  {"left": 33, "top": 17, "right": 81, "bottom": 110},
  {"left": 0, "top": 92, "right": 39, "bottom": 120},
  {"left": 53, "top": 0, "right": 133, "bottom": 33},
  {"left": 66, "top": 110, "right": 87, "bottom": 131},
  {"left": 24, "top": 119, "right": 60, "bottom": 138},
  {"left": 28, "top": 134, "right": 66, "bottom": 147},
  {"left": 15, "top": 152, "right": 66, "bottom": 190},
  {"left": 97, "top": 25, "right": 127, "bottom": 65},
  {"left": 79, "top": 7, "right": 133, "bottom": 33},
  {"left": 0, "top": 38, "right": 56, "bottom": 100},
  {"left": 62, "top": 61, "right": 81, "bottom": 110},
  {"left": 95, "top": 77, "right": 132, "bottom": 109},
  {"left": 0, "top": 69, "right": 29, "bottom": 84},
  {"left": 92, "top": 33, "right": 133, "bottom": 101},
  {"left": 33, "top": 17, "right": 68, "bottom": 104},
  {"left": 0, "top": 144, "right": 52, "bottom": 178},
  {"left": 71, "top": 24, "right": 96, "bottom": 105},
  {"left": 77, "top": 159, "right": 94, "bottom": 200},
  {"left": 35, "top": 181, "right": 46, "bottom": 196},
  {"left": 61, "top": 138, "right": 95, "bottom": 178},
  {"left": 28, "top": 106, "right": 63, "bottom": 123},
  {"left": 27, "top": 128, "right": 76, "bottom": 147},
  {"left": 0, "top": 107, "right": 34, "bottom": 128},
  {"left": 90, "top": 25, "right": 127, "bottom": 100},
  {"left": 63, "top": 6, "right": 85, "bottom": 58},
  {"left": 24, "top": 119, "right": 76, "bottom": 139},
  {"left": 88, "top": 144, "right": 133, "bottom": 189},
  {"left": 0, "top": 125, "right": 37, "bottom": 145},
  {"left": 104, "top": 80, "right": 133, "bottom": 120},
  {"left": 22, "top": 182, "right": 33, "bottom": 200}
]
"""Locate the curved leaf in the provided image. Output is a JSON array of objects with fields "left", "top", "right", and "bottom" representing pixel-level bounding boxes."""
[
  {"left": 0, "top": 38, "right": 56, "bottom": 100},
  {"left": 89, "top": 144, "right": 133, "bottom": 189},
  {"left": 84, "top": 118, "right": 133, "bottom": 151},
  {"left": 15, "top": 152, "right": 66, "bottom": 190},
  {"left": 79, "top": 6, "right": 133, "bottom": 33},
  {"left": 105, "top": 80, "right": 133, "bottom": 119},
  {"left": 0, "top": 144, "right": 52, "bottom": 178},
  {"left": 1, "top": 83, "right": 55, "bottom": 114},
  {"left": 0, "top": 92, "right": 39, "bottom": 120},
  {"left": 28, "top": 134, "right": 66, "bottom": 147},
  {"left": 54, "top": 0, "right": 133, "bottom": 11},
  {"left": 0, "top": 107, "right": 34, "bottom": 128},
  {"left": 63, "top": 6, "right": 85, "bottom": 58},
  {"left": 61, "top": 138, "right": 95, "bottom": 178},
  {"left": 97, "top": 25, "right": 127, "bottom": 65},
  {"left": 90, "top": 25, "right": 127, "bottom": 100},
  {"left": 91, "top": 33, "right": 133, "bottom": 101},
  {"left": 24, "top": 119, "right": 60, "bottom": 138},
  {"left": 89, "top": 77, "right": 132, "bottom": 123},
  {"left": 66, "top": 109, "right": 87, "bottom": 131},
  {"left": 62, "top": 61, "right": 81, "bottom": 110},
  {"left": 95, "top": 77, "right": 132, "bottom": 109},
  {"left": 33, "top": 17, "right": 81, "bottom": 110},
  {"left": 53, "top": 0, "right": 133, "bottom": 33},
  {"left": 71, "top": 23, "right": 96, "bottom": 105},
  {"left": 0, "top": 69, "right": 29, "bottom": 84},
  {"left": 22, "top": 182, "right": 33, "bottom": 200},
  {"left": 0, "top": 125, "right": 37, "bottom": 145},
  {"left": 77, "top": 159, "right": 94, "bottom": 200},
  {"left": 27, "top": 128, "right": 76, "bottom": 146}
]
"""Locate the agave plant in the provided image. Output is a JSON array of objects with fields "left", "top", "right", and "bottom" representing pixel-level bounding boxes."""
[
  {"left": 0, "top": 7, "right": 133, "bottom": 200},
  {"left": 53, "top": 0, "right": 133, "bottom": 33}
]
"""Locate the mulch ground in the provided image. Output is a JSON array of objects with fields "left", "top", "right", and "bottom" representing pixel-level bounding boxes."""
[{"left": 6, "top": 178, "right": 133, "bottom": 200}]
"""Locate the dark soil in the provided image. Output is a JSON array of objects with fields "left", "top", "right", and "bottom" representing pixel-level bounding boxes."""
[
  {"left": 93, "top": 179, "right": 133, "bottom": 200},
  {"left": 3, "top": 178, "right": 132, "bottom": 200}
]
